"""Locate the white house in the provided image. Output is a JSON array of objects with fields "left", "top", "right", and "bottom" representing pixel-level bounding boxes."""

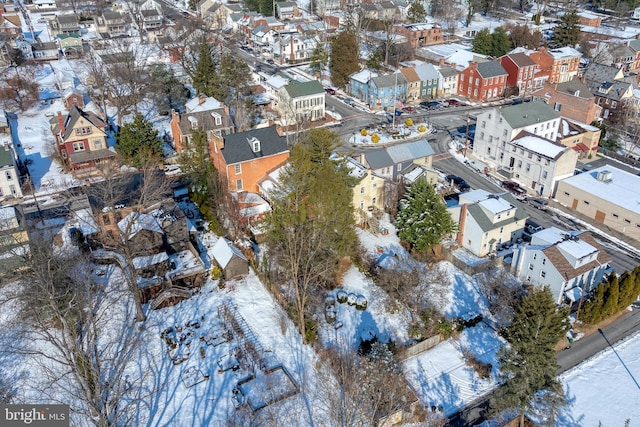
[
  {"left": 276, "top": 80, "right": 325, "bottom": 126},
  {"left": 0, "top": 138, "right": 22, "bottom": 202},
  {"left": 510, "top": 227, "right": 611, "bottom": 305},
  {"left": 473, "top": 100, "right": 578, "bottom": 197},
  {"left": 274, "top": 32, "right": 319, "bottom": 65},
  {"left": 448, "top": 189, "right": 529, "bottom": 257}
]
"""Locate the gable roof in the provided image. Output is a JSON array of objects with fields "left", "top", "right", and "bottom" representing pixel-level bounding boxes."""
[
  {"left": 400, "top": 66, "right": 421, "bottom": 83},
  {"left": 476, "top": 61, "right": 508, "bottom": 78},
  {"left": 219, "top": 125, "right": 288, "bottom": 165},
  {"left": 465, "top": 193, "right": 528, "bottom": 232},
  {"left": 500, "top": 100, "right": 559, "bottom": 129},
  {"left": 186, "top": 96, "right": 222, "bottom": 113},
  {"left": 117, "top": 212, "right": 163, "bottom": 239},
  {"left": 555, "top": 79, "right": 594, "bottom": 100},
  {"left": 284, "top": 80, "right": 324, "bottom": 98},
  {"left": 541, "top": 231, "right": 611, "bottom": 281},
  {"left": 582, "top": 62, "right": 624, "bottom": 85},
  {"left": 60, "top": 107, "right": 106, "bottom": 141},
  {"left": 504, "top": 52, "right": 536, "bottom": 68},
  {"left": 212, "top": 237, "right": 247, "bottom": 268},
  {"left": 364, "top": 139, "right": 435, "bottom": 168},
  {"left": 370, "top": 72, "right": 407, "bottom": 89}
]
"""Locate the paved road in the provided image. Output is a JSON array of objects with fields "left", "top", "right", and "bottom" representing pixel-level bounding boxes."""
[{"left": 450, "top": 308, "right": 640, "bottom": 426}]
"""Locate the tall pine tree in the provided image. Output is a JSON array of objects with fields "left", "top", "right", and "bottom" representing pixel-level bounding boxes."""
[
  {"left": 264, "top": 128, "right": 357, "bottom": 342},
  {"left": 493, "top": 286, "right": 569, "bottom": 426},
  {"left": 192, "top": 38, "right": 223, "bottom": 99},
  {"left": 552, "top": 10, "right": 581, "bottom": 48},
  {"left": 394, "top": 178, "right": 455, "bottom": 253},
  {"left": 329, "top": 31, "right": 360, "bottom": 89},
  {"left": 491, "top": 27, "right": 511, "bottom": 57},
  {"left": 116, "top": 115, "right": 162, "bottom": 167},
  {"left": 472, "top": 29, "right": 493, "bottom": 56}
]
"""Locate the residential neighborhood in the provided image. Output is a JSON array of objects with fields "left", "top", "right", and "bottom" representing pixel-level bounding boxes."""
[{"left": 1, "top": 0, "right": 640, "bottom": 425}]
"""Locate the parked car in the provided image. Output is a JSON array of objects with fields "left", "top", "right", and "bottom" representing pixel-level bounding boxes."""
[
  {"left": 525, "top": 219, "right": 543, "bottom": 234},
  {"left": 445, "top": 175, "right": 471, "bottom": 191},
  {"left": 402, "top": 106, "right": 416, "bottom": 113},
  {"left": 344, "top": 97, "right": 356, "bottom": 106},
  {"left": 266, "top": 58, "right": 275, "bottom": 64},
  {"left": 324, "top": 87, "right": 336, "bottom": 95},
  {"left": 526, "top": 197, "right": 549, "bottom": 211},
  {"left": 446, "top": 99, "right": 462, "bottom": 107},
  {"left": 502, "top": 181, "right": 526, "bottom": 197},
  {"left": 420, "top": 101, "right": 441, "bottom": 110}
]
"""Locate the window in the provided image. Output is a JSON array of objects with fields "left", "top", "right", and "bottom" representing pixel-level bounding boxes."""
[
  {"left": 5, "top": 171, "right": 12, "bottom": 180},
  {"left": 480, "top": 132, "right": 485, "bottom": 139},
  {"left": 236, "top": 179, "right": 243, "bottom": 191},
  {"left": 554, "top": 102, "right": 562, "bottom": 111},
  {"left": 583, "top": 200, "right": 590, "bottom": 205},
  {"left": 360, "top": 201, "right": 364, "bottom": 210},
  {"left": 625, "top": 219, "right": 631, "bottom": 224},
  {"left": 73, "top": 141, "right": 85, "bottom": 151},
  {"left": 517, "top": 160, "right": 522, "bottom": 168},
  {"left": 235, "top": 164, "right": 241, "bottom": 174},
  {"left": 481, "top": 121, "right": 486, "bottom": 128},
  {"left": 526, "top": 163, "right": 531, "bottom": 172},
  {"left": 94, "top": 140, "right": 102, "bottom": 150},
  {"left": 542, "top": 258, "right": 546, "bottom": 265},
  {"left": 360, "top": 186, "right": 365, "bottom": 194},
  {"left": 528, "top": 263, "right": 533, "bottom": 270},
  {"left": 75, "top": 126, "right": 92, "bottom": 135},
  {"left": 612, "top": 213, "right": 619, "bottom": 218},
  {"left": 533, "top": 253, "right": 537, "bottom": 260},
  {"left": 487, "top": 147, "right": 492, "bottom": 154},
  {"left": 540, "top": 271, "right": 546, "bottom": 278},
  {"left": 499, "top": 226, "right": 504, "bottom": 233},
  {"left": 372, "top": 197, "right": 377, "bottom": 205},
  {"left": 503, "top": 129, "right": 507, "bottom": 136},
  {"left": 542, "top": 171, "right": 548, "bottom": 179}
]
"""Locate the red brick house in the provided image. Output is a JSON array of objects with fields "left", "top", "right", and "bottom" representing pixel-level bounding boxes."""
[
  {"left": 499, "top": 52, "right": 538, "bottom": 96},
  {"left": 51, "top": 107, "right": 116, "bottom": 176},
  {"left": 63, "top": 88, "right": 85, "bottom": 109},
  {"left": 0, "top": 14, "right": 22, "bottom": 38},
  {"left": 209, "top": 125, "right": 289, "bottom": 194},
  {"left": 458, "top": 61, "right": 508, "bottom": 102},
  {"left": 532, "top": 80, "right": 602, "bottom": 125},
  {"left": 391, "top": 23, "right": 443, "bottom": 49},
  {"left": 169, "top": 96, "right": 234, "bottom": 153},
  {"left": 529, "top": 47, "right": 581, "bottom": 84}
]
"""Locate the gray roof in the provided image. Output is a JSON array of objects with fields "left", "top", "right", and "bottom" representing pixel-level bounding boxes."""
[
  {"left": 593, "top": 81, "right": 632, "bottom": 101},
  {"left": 555, "top": 79, "right": 594, "bottom": 100},
  {"left": 500, "top": 100, "right": 559, "bottom": 129},
  {"left": 371, "top": 73, "right": 407, "bottom": 89},
  {"left": 504, "top": 52, "right": 536, "bottom": 68},
  {"left": 582, "top": 62, "right": 623, "bottom": 86},
  {"left": 467, "top": 192, "right": 528, "bottom": 232},
  {"left": 219, "top": 125, "right": 288, "bottom": 165},
  {"left": 53, "top": 106, "right": 106, "bottom": 141},
  {"left": 284, "top": 80, "right": 324, "bottom": 98},
  {"left": 476, "top": 61, "right": 508, "bottom": 78},
  {"left": 364, "top": 139, "right": 435, "bottom": 168},
  {"left": 628, "top": 39, "right": 640, "bottom": 52},
  {"left": 413, "top": 63, "right": 440, "bottom": 81},
  {"left": 438, "top": 65, "right": 458, "bottom": 78}
]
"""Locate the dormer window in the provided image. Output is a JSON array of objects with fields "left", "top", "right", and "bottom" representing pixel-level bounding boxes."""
[
  {"left": 211, "top": 112, "right": 222, "bottom": 126},
  {"left": 248, "top": 136, "right": 261, "bottom": 152},
  {"left": 188, "top": 116, "right": 198, "bottom": 129}
]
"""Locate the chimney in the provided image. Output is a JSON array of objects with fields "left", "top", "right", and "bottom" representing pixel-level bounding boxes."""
[
  {"left": 198, "top": 95, "right": 205, "bottom": 105},
  {"left": 57, "top": 111, "right": 65, "bottom": 134},
  {"left": 457, "top": 203, "right": 467, "bottom": 246}
]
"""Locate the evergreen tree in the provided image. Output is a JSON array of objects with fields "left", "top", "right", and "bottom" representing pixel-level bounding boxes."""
[
  {"left": 552, "top": 10, "right": 581, "bottom": 48},
  {"left": 493, "top": 286, "right": 569, "bottom": 426},
  {"left": 490, "top": 27, "right": 511, "bottom": 57},
  {"left": 618, "top": 272, "right": 636, "bottom": 308},
  {"left": 329, "top": 31, "right": 360, "bottom": 89},
  {"left": 394, "top": 178, "right": 455, "bottom": 253},
  {"left": 366, "top": 48, "right": 384, "bottom": 70},
  {"left": 178, "top": 128, "right": 218, "bottom": 196},
  {"left": 603, "top": 275, "right": 620, "bottom": 316},
  {"left": 472, "top": 29, "right": 493, "bottom": 56},
  {"left": 407, "top": 2, "right": 427, "bottom": 23},
  {"left": 581, "top": 281, "right": 607, "bottom": 324},
  {"left": 264, "top": 128, "right": 357, "bottom": 342},
  {"left": 148, "top": 64, "right": 189, "bottom": 116},
  {"left": 116, "top": 115, "right": 162, "bottom": 167},
  {"left": 192, "top": 38, "right": 223, "bottom": 99},
  {"left": 219, "top": 53, "right": 252, "bottom": 104}
]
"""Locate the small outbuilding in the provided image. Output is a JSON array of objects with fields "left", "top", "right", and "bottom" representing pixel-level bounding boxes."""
[{"left": 212, "top": 238, "right": 249, "bottom": 280}]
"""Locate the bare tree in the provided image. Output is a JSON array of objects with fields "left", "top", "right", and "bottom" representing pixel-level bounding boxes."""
[
  {"left": 3, "top": 240, "right": 152, "bottom": 425},
  {"left": 432, "top": 0, "right": 465, "bottom": 33},
  {"left": 0, "top": 65, "right": 40, "bottom": 111},
  {"left": 474, "top": 267, "right": 524, "bottom": 325}
]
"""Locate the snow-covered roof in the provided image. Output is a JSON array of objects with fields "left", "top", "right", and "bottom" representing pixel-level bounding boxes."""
[
  {"left": 559, "top": 165, "right": 640, "bottom": 215},
  {"left": 185, "top": 96, "right": 222, "bottom": 113},
  {"left": 132, "top": 252, "right": 169, "bottom": 269},
  {"left": 512, "top": 134, "right": 566, "bottom": 159},
  {"left": 212, "top": 237, "right": 247, "bottom": 269},
  {"left": 478, "top": 197, "right": 513, "bottom": 215},
  {"left": 351, "top": 69, "right": 377, "bottom": 84},
  {"left": 117, "top": 212, "right": 163, "bottom": 238},
  {"left": 74, "top": 208, "right": 99, "bottom": 235},
  {"left": 548, "top": 47, "right": 581, "bottom": 59}
]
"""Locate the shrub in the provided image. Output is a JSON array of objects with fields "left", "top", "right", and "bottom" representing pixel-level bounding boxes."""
[
  {"left": 336, "top": 290, "right": 348, "bottom": 304},
  {"left": 305, "top": 317, "right": 318, "bottom": 343},
  {"left": 462, "top": 349, "right": 492, "bottom": 379},
  {"left": 360, "top": 128, "right": 368, "bottom": 136},
  {"left": 418, "top": 124, "right": 427, "bottom": 133},
  {"left": 405, "top": 118, "right": 413, "bottom": 126},
  {"left": 371, "top": 133, "right": 380, "bottom": 143},
  {"left": 409, "top": 324, "right": 422, "bottom": 339},
  {"left": 210, "top": 266, "right": 222, "bottom": 280}
]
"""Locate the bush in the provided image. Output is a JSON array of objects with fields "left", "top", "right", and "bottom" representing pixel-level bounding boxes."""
[
  {"left": 405, "top": 118, "right": 413, "bottom": 126},
  {"left": 210, "top": 266, "right": 222, "bottom": 280},
  {"left": 360, "top": 128, "right": 368, "bottom": 136},
  {"left": 418, "top": 124, "right": 426, "bottom": 133},
  {"left": 305, "top": 317, "right": 318, "bottom": 343},
  {"left": 336, "top": 290, "right": 348, "bottom": 304},
  {"left": 371, "top": 133, "right": 380, "bottom": 143},
  {"left": 462, "top": 349, "right": 492, "bottom": 379},
  {"left": 409, "top": 324, "right": 422, "bottom": 339}
]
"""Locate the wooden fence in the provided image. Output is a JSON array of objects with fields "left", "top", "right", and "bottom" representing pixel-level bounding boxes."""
[{"left": 400, "top": 335, "right": 442, "bottom": 360}]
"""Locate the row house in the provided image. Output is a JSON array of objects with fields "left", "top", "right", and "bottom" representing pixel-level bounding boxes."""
[
  {"left": 448, "top": 189, "right": 528, "bottom": 257},
  {"left": 199, "top": 1, "right": 242, "bottom": 28},
  {"left": 349, "top": 70, "right": 377, "bottom": 104},
  {"left": 368, "top": 72, "right": 408, "bottom": 111},
  {"left": 209, "top": 125, "right": 290, "bottom": 194},
  {"left": 357, "top": 2, "right": 400, "bottom": 21},
  {"left": 532, "top": 79, "right": 602, "bottom": 125},
  {"left": 401, "top": 67, "right": 421, "bottom": 102},
  {"left": 57, "top": 33, "right": 83, "bottom": 58},
  {"left": 529, "top": 46, "right": 580, "bottom": 84},
  {"left": 51, "top": 14, "right": 80, "bottom": 35},
  {"left": 557, "top": 118, "right": 601, "bottom": 160},
  {"left": 170, "top": 96, "right": 234, "bottom": 154},
  {"left": 439, "top": 66, "right": 458, "bottom": 97},
  {"left": 275, "top": 1, "right": 299, "bottom": 20},
  {"left": 511, "top": 227, "right": 611, "bottom": 305},
  {"left": 276, "top": 80, "right": 325, "bottom": 126},
  {"left": 251, "top": 25, "right": 276, "bottom": 54},
  {"left": 0, "top": 139, "right": 22, "bottom": 202},
  {"left": 499, "top": 52, "right": 538, "bottom": 96},
  {"left": 458, "top": 61, "right": 508, "bottom": 102},
  {"left": 608, "top": 43, "right": 635, "bottom": 72},
  {"left": 582, "top": 62, "right": 633, "bottom": 120},
  {"left": 392, "top": 22, "right": 443, "bottom": 49},
  {"left": 412, "top": 62, "right": 441, "bottom": 99},
  {"left": 274, "top": 32, "right": 319, "bottom": 65},
  {"left": 628, "top": 39, "right": 640, "bottom": 72},
  {"left": 354, "top": 139, "right": 436, "bottom": 183},
  {"left": 473, "top": 101, "right": 577, "bottom": 197},
  {"left": 50, "top": 107, "right": 116, "bottom": 176}
]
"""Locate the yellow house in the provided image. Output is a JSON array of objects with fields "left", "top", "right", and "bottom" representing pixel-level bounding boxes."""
[
  {"left": 346, "top": 157, "right": 385, "bottom": 226},
  {"left": 557, "top": 118, "right": 601, "bottom": 160}
]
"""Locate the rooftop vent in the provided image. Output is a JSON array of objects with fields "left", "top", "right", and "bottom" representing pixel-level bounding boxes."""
[{"left": 596, "top": 170, "right": 612, "bottom": 183}]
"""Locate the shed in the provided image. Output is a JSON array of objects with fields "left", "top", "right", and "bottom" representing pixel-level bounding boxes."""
[{"left": 212, "top": 238, "right": 249, "bottom": 280}]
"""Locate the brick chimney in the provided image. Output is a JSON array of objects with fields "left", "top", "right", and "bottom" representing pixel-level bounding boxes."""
[
  {"left": 57, "top": 111, "right": 66, "bottom": 136},
  {"left": 198, "top": 95, "right": 205, "bottom": 105}
]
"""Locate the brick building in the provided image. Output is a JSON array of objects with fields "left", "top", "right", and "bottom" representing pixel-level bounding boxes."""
[
  {"left": 458, "top": 61, "right": 508, "bottom": 102},
  {"left": 532, "top": 80, "right": 602, "bottom": 125},
  {"left": 499, "top": 52, "right": 538, "bottom": 96}
]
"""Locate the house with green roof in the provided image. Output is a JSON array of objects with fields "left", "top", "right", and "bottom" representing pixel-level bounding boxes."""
[
  {"left": 276, "top": 80, "right": 325, "bottom": 126},
  {"left": 56, "top": 33, "right": 83, "bottom": 58},
  {"left": 473, "top": 101, "right": 578, "bottom": 197}
]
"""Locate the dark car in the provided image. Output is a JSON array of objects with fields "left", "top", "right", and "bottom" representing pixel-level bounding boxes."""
[
  {"left": 402, "top": 106, "right": 416, "bottom": 113},
  {"left": 525, "top": 219, "right": 543, "bottom": 234},
  {"left": 266, "top": 58, "right": 275, "bottom": 64},
  {"left": 420, "top": 101, "right": 441, "bottom": 110},
  {"left": 502, "top": 181, "right": 526, "bottom": 197},
  {"left": 446, "top": 99, "right": 461, "bottom": 106},
  {"left": 324, "top": 87, "right": 336, "bottom": 95},
  {"left": 445, "top": 175, "right": 471, "bottom": 191}
]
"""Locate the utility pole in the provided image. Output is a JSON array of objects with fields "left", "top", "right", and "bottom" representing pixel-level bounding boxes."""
[{"left": 463, "top": 113, "right": 470, "bottom": 158}]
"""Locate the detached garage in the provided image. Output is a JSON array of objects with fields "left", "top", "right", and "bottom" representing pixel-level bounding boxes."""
[{"left": 212, "top": 238, "right": 249, "bottom": 280}]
